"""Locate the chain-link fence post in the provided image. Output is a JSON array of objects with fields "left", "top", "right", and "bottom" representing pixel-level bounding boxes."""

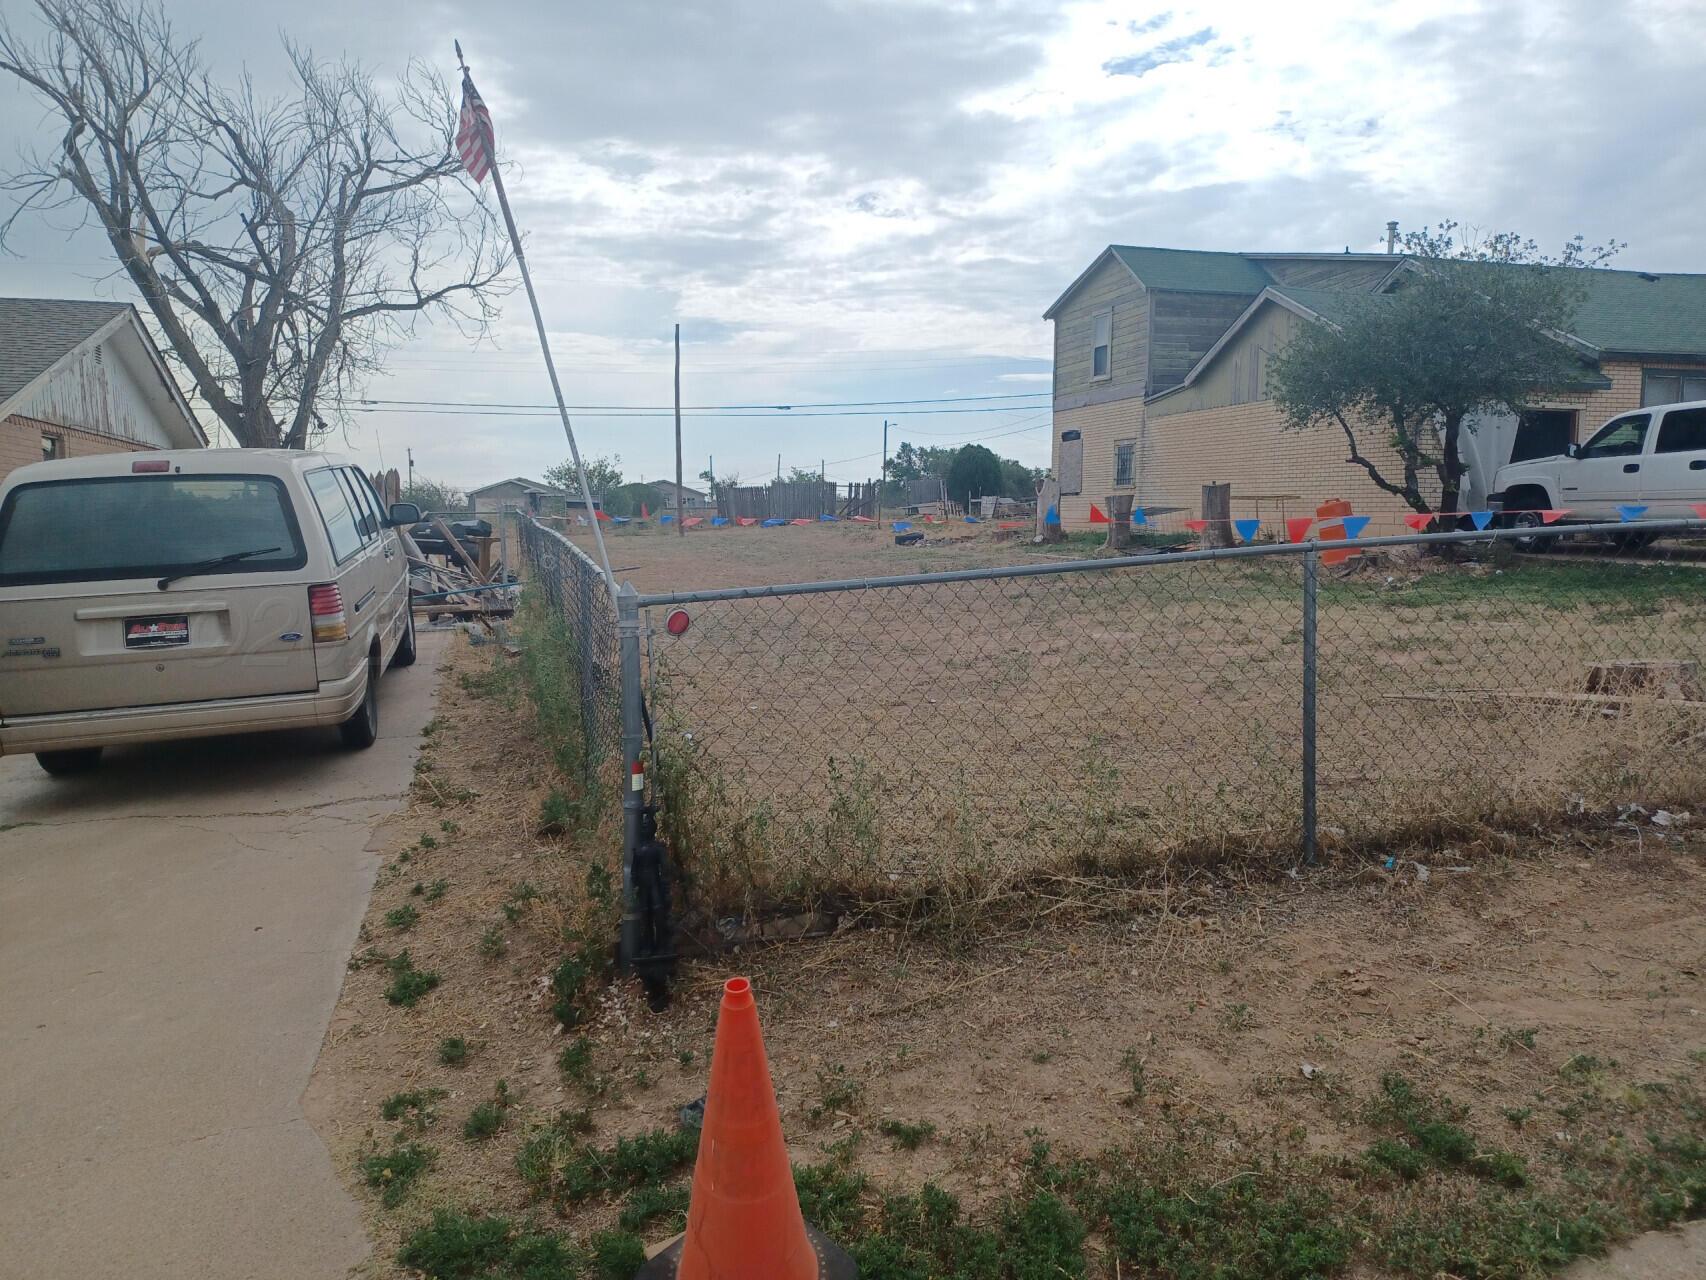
[
  {"left": 617, "top": 582, "right": 644, "bottom": 973},
  {"left": 576, "top": 565, "right": 597, "bottom": 792},
  {"left": 1300, "top": 542, "right": 1319, "bottom": 866}
]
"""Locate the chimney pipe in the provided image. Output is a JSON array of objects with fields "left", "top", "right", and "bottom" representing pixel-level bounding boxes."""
[{"left": 1385, "top": 220, "right": 1399, "bottom": 254}]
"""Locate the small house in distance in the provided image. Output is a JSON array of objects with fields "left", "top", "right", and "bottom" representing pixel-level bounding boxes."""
[
  {"left": 646, "top": 478, "right": 715, "bottom": 515},
  {"left": 468, "top": 476, "right": 579, "bottom": 518},
  {"left": 0, "top": 297, "right": 205, "bottom": 484}
]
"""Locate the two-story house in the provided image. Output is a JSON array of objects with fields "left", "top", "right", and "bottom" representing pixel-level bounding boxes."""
[{"left": 1045, "top": 246, "right": 1706, "bottom": 532}]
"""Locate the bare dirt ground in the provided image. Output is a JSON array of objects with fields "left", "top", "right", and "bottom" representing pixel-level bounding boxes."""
[{"left": 310, "top": 631, "right": 1706, "bottom": 1278}]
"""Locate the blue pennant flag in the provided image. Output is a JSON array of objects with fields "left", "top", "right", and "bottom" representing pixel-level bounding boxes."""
[
  {"left": 1469, "top": 510, "right": 1494, "bottom": 530},
  {"left": 609, "top": 516, "right": 630, "bottom": 525},
  {"left": 964, "top": 515, "right": 979, "bottom": 523},
  {"left": 761, "top": 517, "right": 786, "bottom": 527},
  {"left": 819, "top": 513, "right": 837, "bottom": 522},
  {"left": 710, "top": 516, "right": 729, "bottom": 526},
  {"left": 1044, "top": 505, "right": 1059, "bottom": 526},
  {"left": 1234, "top": 517, "right": 1261, "bottom": 543},
  {"left": 1341, "top": 515, "right": 1371, "bottom": 539},
  {"left": 1132, "top": 507, "right": 1148, "bottom": 526},
  {"left": 1618, "top": 503, "right": 1648, "bottom": 522},
  {"left": 893, "top": 520, "right": 912, "bottom": 532},
  {"left": 659, "top": 513, "right": 673, "bottom": 523}
]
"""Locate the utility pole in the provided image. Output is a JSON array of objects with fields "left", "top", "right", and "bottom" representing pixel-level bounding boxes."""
[
  {"left": 673, "top": 323, "right": 684, "bottom": 537},
  {"left": 880, "top": 419, "right": 890, "bottom": 529},
  {"left": 776, "top": 453, "right": 781, "bottom": 481},
  {"left": 707, "top": 454, "right": 714, "bottom": 510},
  {"left": 406, "top": 447, "right": 414, "bottom": 497}
]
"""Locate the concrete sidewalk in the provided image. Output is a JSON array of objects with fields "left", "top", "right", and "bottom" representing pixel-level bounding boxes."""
[{"left": 0, "top": 633, "right": 444, "bottom": 1280}]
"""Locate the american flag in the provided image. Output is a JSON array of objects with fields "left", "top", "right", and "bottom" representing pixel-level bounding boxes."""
[{"left": 456, "top": 72, "right": 494, "bottom": 183}]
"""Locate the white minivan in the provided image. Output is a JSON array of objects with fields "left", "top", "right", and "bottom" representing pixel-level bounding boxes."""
[
  {"left": 0, "top": 449, "right": 420, "bottom": 775},
  {"left": 1492, "top": 400, "right": 1706, "bottom": 543}
]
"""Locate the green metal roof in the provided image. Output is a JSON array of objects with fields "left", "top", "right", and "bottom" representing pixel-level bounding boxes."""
[
  {"left": 1108, "top": 245, "right": 1274, "bottom": 294},
  {"left": 1264, "top": 284, "right": 1379, "bottom": 327},
  {"left": 1568, "top": 269, "right": 1706, "bottom": 357}
]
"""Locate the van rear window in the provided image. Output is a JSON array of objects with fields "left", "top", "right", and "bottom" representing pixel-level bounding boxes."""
[{"left": 0, "top": 474, "right": 307, "bottom": 586}]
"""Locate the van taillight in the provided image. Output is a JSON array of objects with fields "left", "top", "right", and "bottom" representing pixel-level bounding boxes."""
[{"left": 308, "top": 583, "right": 348, "bottom": 642}]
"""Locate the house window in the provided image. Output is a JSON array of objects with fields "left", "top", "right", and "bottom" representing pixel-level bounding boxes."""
[
  {"left": 1114, "top": 440, "right": 1136, "bottom": 487},
  {"left": 1642, "top": 369, "right": 1706, "bottom": 406},
  {"left": 41, "top": 434, "right": 62, "bottom": 462},
  {"left": 1511, "top": 409, "right": 1577, "bottom": 463},
  {"left": 1091, "top": 310, "right": 1112, "bottom": 380},
  {"left": 1058, "top": 430, "right": 1083, "bottom": 496}
]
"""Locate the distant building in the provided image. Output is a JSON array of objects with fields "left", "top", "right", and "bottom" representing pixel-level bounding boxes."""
[
  {"left": 467, "top": 476, "right": 581, "bottom": 518},
  {"left": 0, "top": 297, "right": 205, "bottom": 484},
  {"left": 646, "top": 478, "right": 715, "bottom": 514}
]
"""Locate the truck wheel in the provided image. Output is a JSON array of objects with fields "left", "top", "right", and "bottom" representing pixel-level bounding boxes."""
[
  {"left": 339, "top": 659, "right": 380, "bottom": 749},
  {"left": 36, "top": 747, "right": 103, "bottom": 776},
  {"left": 1503, "top": 509, "right": 1553, "bottom": 553}
]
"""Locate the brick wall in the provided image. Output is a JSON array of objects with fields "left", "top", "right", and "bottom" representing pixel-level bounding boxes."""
[{"left": 2, "top": 414, "right": 154, "bottom": 484}]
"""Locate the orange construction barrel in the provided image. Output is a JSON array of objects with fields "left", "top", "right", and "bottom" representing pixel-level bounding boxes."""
[{"left": 1316, "top": 498, "right": 1359, "bottom": 566}]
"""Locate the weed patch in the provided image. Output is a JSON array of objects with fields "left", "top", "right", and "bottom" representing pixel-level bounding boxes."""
[
  {"left": 383, "top": 950, "right": 440, "bottom": 1007},
  {"left": 361, "top": 1141, "right": 433, "bottom": 1209}
]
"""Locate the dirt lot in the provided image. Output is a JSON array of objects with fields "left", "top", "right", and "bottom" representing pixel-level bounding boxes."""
[
  {"left": 552, "top": 521, "right": 1706, "bottom": 918},
  {"left": 309, "top": 631, "right": 1706, "bottom": 1280}
]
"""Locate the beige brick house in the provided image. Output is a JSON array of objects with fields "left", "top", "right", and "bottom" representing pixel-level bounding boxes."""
[
  {"left": 0, "top": 298, "right": 205, "bottom": 483},
  {"left": 1046, "top": 247, "right": 1706, "bottom": 533}
]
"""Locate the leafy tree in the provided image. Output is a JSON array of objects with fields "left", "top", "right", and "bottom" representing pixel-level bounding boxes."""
[
  {"left": 0, "top": 0, "right": 509, "bottom": 448},
  {"left": 602, "top": 482, "right": 662, "bottom": 519},
  {"left": 400, "top": 477, "right": 465, "bottom": 513},
  {"left": 698, "top": 467, "right": 741, "bottom": 506},
  {"left": 544, "top": 454, "right": 623, "bottom": 498},
  {"left": 998, "top": 458, "right": 1043, "bottom": 499},
  {"left": 944, "top": 444, "right": 1004, "bottom": 508},
  {"left": 1268, "top": 221, "right": 1620, "bottom": 515}
]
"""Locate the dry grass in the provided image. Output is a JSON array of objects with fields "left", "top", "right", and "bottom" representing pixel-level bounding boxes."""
[{"left": 577, "top": 523, "right": 1706, "bottom": 916}]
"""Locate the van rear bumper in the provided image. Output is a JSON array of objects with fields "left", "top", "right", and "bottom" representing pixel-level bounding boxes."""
[{"left": 0, "top": 664, "right": 366, "bottom": 755}]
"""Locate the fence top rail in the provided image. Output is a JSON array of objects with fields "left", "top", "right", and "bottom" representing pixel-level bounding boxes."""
[
  {"left": 524, "top": 512, "right": 608, "bottom": 581},
  {"left": 629, "top": 517, "right": 1706, "bottom": 607}
]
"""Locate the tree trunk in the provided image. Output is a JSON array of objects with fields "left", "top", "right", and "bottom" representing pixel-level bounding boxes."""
[{"left": 1202, "top": 482, "right": 1234, "bottom": 549}]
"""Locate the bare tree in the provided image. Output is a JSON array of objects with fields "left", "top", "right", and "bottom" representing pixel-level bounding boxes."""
[{"left": 0, "top": 0, "right": 510, "bottom": 447}]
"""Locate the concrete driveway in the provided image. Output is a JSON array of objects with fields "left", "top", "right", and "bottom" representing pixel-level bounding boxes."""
[{"left": 0, "top": 631, "right": 443, "bottom": 1280}]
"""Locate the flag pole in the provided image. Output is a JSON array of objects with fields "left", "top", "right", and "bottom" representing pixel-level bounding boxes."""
[{"left": 456, "top": 42, "right": 617, "bottom": 599}]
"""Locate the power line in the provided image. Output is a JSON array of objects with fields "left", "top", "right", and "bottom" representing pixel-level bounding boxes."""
[
  {"left": 346, "top": 405, "right": 1047, "bottom": 419},
  {"left": 358, "top": 391, "right": 1048, "bottom": 411}
]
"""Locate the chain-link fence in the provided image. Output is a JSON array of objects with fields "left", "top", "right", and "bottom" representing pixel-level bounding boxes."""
[
  {"left": 514, "top": 514, "right": 620, "bottom": 792},
  {"left": 633, "top": 520, "right": 1706, "bottom": 914}
]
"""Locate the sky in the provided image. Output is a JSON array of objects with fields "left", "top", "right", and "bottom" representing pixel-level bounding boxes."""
[{"left": 2, "top": 0, "right": 1704, "bottom": 493}]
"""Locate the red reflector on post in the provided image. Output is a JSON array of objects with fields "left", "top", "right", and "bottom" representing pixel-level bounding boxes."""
[
  {"left": 630, "top": 759, "right": 645, "bottom": 792},
  {"left": 665, "top": 608, "right": 691, "bottom": 636},
  {"left": 132, "top": 459, "right": 171, "bottom": 473}
]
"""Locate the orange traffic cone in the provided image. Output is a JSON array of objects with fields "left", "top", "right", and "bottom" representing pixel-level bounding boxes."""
[{"left": 636, "top": 978, "right": 856, "bottom": 1279}]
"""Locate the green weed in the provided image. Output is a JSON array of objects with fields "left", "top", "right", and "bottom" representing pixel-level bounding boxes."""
[
  {"left": 361, "top": 1141, "right": 434, "bottom": 1209},
  {"left": 384, "top": 904, "right": 420, "bottom": 932},
  {"left": 878, "top": 1119, "right": 936, "bottom": 1151},
  {"left": 437, "top": 1036, "right": 469, "bottom": 1066},
  {"left": 383, "top": 950, "right": 440, "bottom": 1006}
]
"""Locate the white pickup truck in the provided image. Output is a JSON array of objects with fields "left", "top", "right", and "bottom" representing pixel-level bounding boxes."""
[{"left": 1490, "top": 399, "right": 1706, "bottom": 547}]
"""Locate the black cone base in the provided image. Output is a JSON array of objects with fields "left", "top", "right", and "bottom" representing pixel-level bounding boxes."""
[{"left": 634, "top": 1222, "right": 858, "bottom": 1278}]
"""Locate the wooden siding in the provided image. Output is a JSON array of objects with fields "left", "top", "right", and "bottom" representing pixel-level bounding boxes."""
[
  {"left": 10, "top": 338, "right": 179, "bottom": 448},
  {"left": 1147, "top": 291, "right": 1257, "bottom": 395},
  {"left": 1051, "top": 255, "right": 1148, "bottom": 404},
  {"left": 1150, "top": 303, "right": 1303, "bottom": 417},
  {"left": 1257, "top": 259, "right": 1395, "bottom": 290}
]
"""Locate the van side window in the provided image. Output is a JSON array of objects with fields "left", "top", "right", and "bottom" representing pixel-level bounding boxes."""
[
  {"left": 307, "top": 469, "right": 363, "bottom": 562},
  {"left": 353, "top": 470, "right": 389, "bottom": 532},
  {"left": 1655, "top": 407, "right": 1706, "bottom": 454},
  {"left": 337, "top": 468, "right": 377, "bottom": 541}
]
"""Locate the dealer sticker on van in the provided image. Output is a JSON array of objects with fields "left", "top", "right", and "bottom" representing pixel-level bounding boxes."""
[{"left": 125, "top": 616, "right": 190, "bottom": 648}]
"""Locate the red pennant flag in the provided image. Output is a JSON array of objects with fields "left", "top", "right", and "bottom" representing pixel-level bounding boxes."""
[
  {"left": 1184, "top": 518, "right": 1207, "bottom": 533},
  {"left": 736, "top": 517, "right": 758, "bottom": 526},
  {"left": 1089, "top": 503, "right": 1109, "bottom": 524},
  {"left": 1542, "top": 509, "right": 1571, "bottom": 524},
  {"left": 789, "top": 518, "right": 813, "bottom": 526},
  {"left": 1287, "top": 516, "right": 1313, "bottom": 543},
  {"left": 594, "top": 509, "right": 612, "bottom": 522},
  {"left": 1403, "top": 512, "right": 1431, "bottom": 531},
  {"left": 640, "top": 502, "right": 649, "bottom": 519},
  {"left": 1692, "top": 503, "right": 1706, "bottom": 521}
]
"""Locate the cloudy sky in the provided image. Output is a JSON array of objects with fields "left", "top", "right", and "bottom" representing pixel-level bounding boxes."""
[{"left": 3, "top": 0, "right": 1702, "bottom": 492}]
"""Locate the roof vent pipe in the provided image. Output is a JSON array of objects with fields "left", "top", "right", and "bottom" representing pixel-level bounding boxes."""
[{"left": 1385, "top": 221, "right": 1399, "bottom": 254}]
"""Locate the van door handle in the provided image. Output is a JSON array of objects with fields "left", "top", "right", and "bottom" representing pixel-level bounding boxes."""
[
  {"left": 1623, "top": 463, "right": 1640, "bottom": 473},
  {"left": 1691, "top": 460, "right": 1706, "bottom": 470}
]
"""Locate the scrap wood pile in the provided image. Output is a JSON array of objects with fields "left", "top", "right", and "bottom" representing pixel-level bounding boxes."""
[{"left": 405, "top": 516, "right": 517, "bottom": 629}]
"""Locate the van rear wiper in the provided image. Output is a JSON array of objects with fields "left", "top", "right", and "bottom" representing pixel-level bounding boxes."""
[{"left": 156, "top": 546, "right": 281, "bottom": 590}]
